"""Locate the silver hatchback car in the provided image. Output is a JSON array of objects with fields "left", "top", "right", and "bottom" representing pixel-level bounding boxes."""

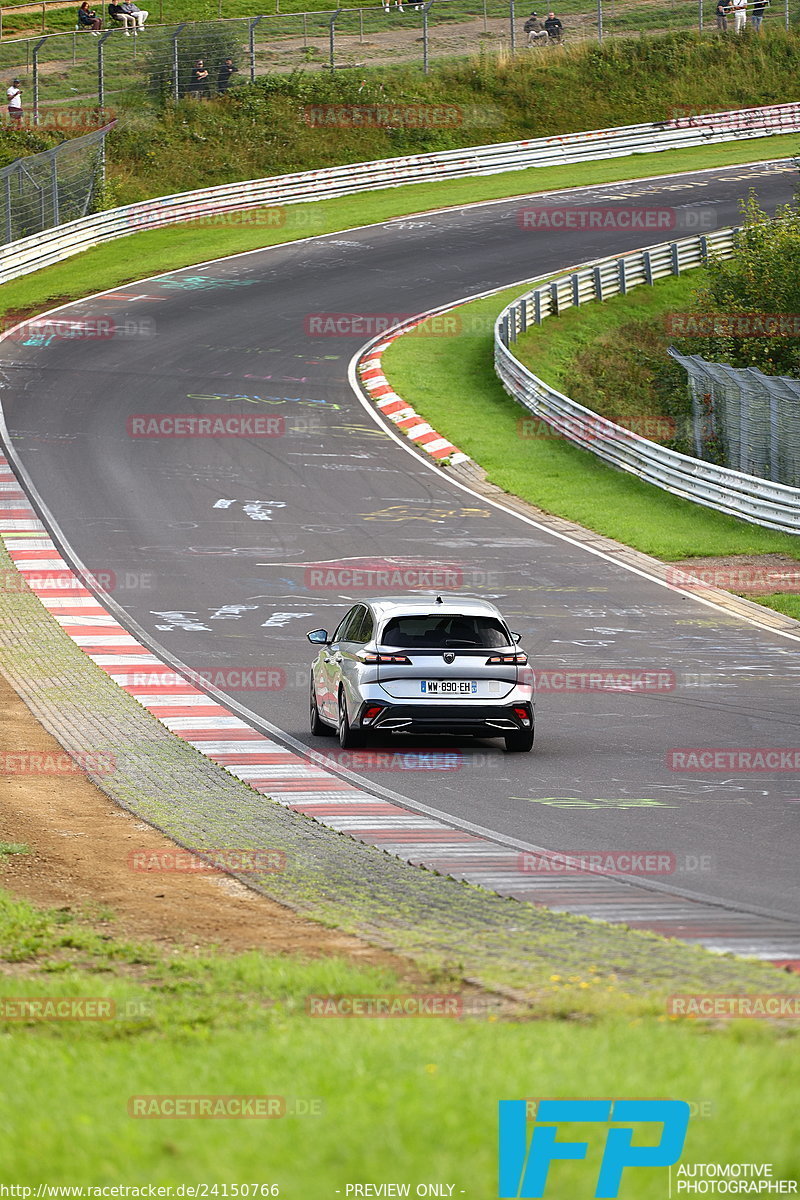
[{"left": 307, "top": 595, "right": 534, "bottom": 752}]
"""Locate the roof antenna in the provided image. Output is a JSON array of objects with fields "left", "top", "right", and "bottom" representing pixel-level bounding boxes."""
[{"left": 435, "top": 595, "right": 443, "bottom": 604}]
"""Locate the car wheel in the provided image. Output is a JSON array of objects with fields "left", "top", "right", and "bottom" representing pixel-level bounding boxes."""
[
  {"left": 504, "top": 726, "right": 534, "bottom": 753},
  {"left": 338, "top": 690, "right": 364, "bottom": 749},
  {"left": 310, "top": 678, "right": 334, "bottom": 737}
]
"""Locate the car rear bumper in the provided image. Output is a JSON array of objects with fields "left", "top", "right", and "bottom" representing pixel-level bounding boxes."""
[{"left": 356, "top": 701, "right": 534, "bottom": 737}]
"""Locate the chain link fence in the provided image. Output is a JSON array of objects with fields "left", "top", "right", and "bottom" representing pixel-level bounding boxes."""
[
  {"left": 0, "top": 120, "right": 113, "bottom": 242},
  {"left": 668, "top": 348, "right": 800, "bottom": 487},
  {"left": 0, "top": 0, "right": 797, "bottom": 119}
]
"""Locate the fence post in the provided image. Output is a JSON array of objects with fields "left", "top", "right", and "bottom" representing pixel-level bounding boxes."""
[
  {"left": 98, "top": 29, "right": 113, "bottom": 108},
  {"left": 698, "top": 0, "right": 702, "bottom": 30},
  {"left": 597, "top": 0, "right": 603, "bottom": 41},
  {"left": 303, "top": 11, "right": 307, "bottom": 46},
  {"left": 50, "top": 150, "right": 59, "bottom": 226},
  {"left": 32, "top": 37, "right": 46, "bottom": 126},
  {"left": 422, "top": 0, "right": 435, "bottom": 75},
  {"left": 509, "top": 0, "right": 515, "bottom": 51},
  {"left": 171, "top": 24, "right": 185, "bottom": 101},
  {"left": 41, "top": 0, "right": 45, "bottom": 32},
  {"left": 482, "top": 0, "right": 488, "bottom": 30},
  {"left": 3, "top": 174, "right": 11, "bottom": 244},
  {"left": 785, "top": 0, "right": 789, "bottom": 30},
  {"left": 328, "top": 10, "right": 336, "bottom": 71},
  {"left": 359, "top": 7, "right": 363, "bottom": 41},
  {"left": 249, "top": 15, "right": 263, "bottom": 83}
]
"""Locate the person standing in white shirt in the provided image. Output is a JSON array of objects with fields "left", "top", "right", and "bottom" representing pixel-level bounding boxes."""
[
  {"left": 6, "top": 79, "right": 22, "bottom": 123},
  {"left": 731, "top": 0, "right": 747, "bottom": 33}
]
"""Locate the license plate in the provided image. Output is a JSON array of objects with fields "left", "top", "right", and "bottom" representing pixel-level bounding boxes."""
[{"left": 420, "top": 680, "right": 478, "bottom": 695}]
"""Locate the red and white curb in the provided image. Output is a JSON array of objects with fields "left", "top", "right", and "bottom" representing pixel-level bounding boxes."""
[
  {"left": 2, "top": 452, "right": 800, "bottom": 964},
  {"left": 358, "top": 332, "right": 470, "bottom": 465}
]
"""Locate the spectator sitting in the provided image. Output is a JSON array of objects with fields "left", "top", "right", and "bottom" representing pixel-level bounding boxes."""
[
  {"left": 217, "top": 57, "right": 238, "bottom": 93},
  {"left": 108, "top": 2, "right": 135, "bottom": 32},
  {"left": 544, "top": 10, "right": 563, "bottom": 40},
  {"left": 524, "top": 12, "right": 548, "bottom": 43},
  {"left": 121, "top": 0, "right": 147, "bottom": 28},
  {"left": 78, "top": 1, "right": 102, "bottom": 30}
]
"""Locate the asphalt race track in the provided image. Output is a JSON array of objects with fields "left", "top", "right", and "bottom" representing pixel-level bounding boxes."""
[{"left": 2, "top": 159, "right": 799, "bottom": 935}]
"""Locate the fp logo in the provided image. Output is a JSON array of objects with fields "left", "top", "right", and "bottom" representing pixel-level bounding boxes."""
[{"left": 498, "top": 1099, "right": 690, "bottom": 1198}]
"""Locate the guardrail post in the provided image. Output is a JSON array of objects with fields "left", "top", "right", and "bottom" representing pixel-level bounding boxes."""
[
  {"left": 699, "top": 234, "right": 709, "bottom": 263},
  {"left": 670, "top": 243, "right": 680, "bottom": 275},
  {"left": 617, "top": 257, "right": 626, "bottom": 295},
  {"left": 509, "top": 0, "right": 516, "bottom": 52},
  {"left": 550, "top": 280, "right": 559, "bottom": 315},
  {"left": 519, "top": 299, "right": 526, "bottom": 333},
  {"left": 643, "top": 250, "right": 653, "bottom": 285},
  {"left": 249, "top": 15, "right": 264, "bottom": 83},
  {"left": 171, "top": 24, "right": 185, "bottom": 101},
  {"left": 32, "top": 36, "right": 46, "bottom": 127},
  {"left": 509, "top": 307, "right": 517, "bottom": 343},
  {"left": 534, "top": 290, "right": 542, "bottom": 325},
  {"left": 98, "top": 28, "right": 113, "bottom": 108},
  {"left": 593, "top": 265, "right": 603, "bottom": 300},
  {"left": 571, "top": 273, "right": 580, "bottom": 307}
]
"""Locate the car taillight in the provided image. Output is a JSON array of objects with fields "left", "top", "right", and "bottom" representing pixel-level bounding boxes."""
[
  {"left": 486, "top": 651, "right": 528, "bottom": 665},
  {"left": 357, "top": 652, "right": 411, "bottom": 664},
  {"left": 514, "top": 706, "right": 531, "bottom": 726},
  {"left": 362, "top": 706, "right": 384, "bottom": 723}
]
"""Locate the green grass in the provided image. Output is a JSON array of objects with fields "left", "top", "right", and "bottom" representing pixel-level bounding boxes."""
[
  {"left": 381, "top": 280, "right": 800, "bottom": 560},
  {"left": 1, "top": 885, "right": 799, "bottom": 1187},
  {"left": 752, "top": 593, "right": 800, "bottom": 617}
]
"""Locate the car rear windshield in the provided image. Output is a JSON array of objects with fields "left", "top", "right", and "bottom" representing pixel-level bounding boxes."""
[{"left": 380, "top": 614, "right": 511, "bottom": 649}]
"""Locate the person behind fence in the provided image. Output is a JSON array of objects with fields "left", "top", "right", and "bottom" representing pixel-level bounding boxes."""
[
  {"left": 544, "top": 10, "right": 563, "bottom": 40},
  {"left": 217, "top": 57, "right": 238, "bottom": 93},
  {"left": 6, "top": 79, "right": 22, "bottom": 122},
  {"left": 730, "top": 0, "right": 747, "bottom": 32},
  {"left": 121, "top": 0, "right": 147, "bottom": 28},
  {"left": 189, "top": 59, "right": 211, "bottom": 98},
  {"left": 715, "top": 0, "right": 728, "bottom": 29},
  {"left": 751, "top": 0, "right": 766, "bottom": 31},
  {"left": 108, "top": 1, "right": 135, "bottom": 32},
  {"left": 78, "top": 1, "right": 102, "bottom": 30},
  {"left": 524, "top": 12, "right": 548, "bottom": 44}
]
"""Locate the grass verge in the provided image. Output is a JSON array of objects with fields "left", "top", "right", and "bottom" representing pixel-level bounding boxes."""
[
  {"left": 2, "top": 132, "right": 800, "bottom": 324},
  {"left": 381, "top": 275, "right": 800, "bottom": 561},
  {"left": 1, "top": 885, "right": 799, "bottom": 1185}
]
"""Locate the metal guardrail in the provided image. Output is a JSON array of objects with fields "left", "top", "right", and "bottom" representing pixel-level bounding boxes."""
[
  {"left": 2, "top": 100, "right": 800, "bottom": 285},
  {"left": 494, "top": 229, "right": 800, "bottom": 534}
]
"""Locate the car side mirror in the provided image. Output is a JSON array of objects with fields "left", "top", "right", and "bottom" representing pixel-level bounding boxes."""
[
  {"left": 511, "top": 632, "right": 521, "bottom": 644},
  {"left": 307, "top": 629, "right": 330, "bottom": 645}
]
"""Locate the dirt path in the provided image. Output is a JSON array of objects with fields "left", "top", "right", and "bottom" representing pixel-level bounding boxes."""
[{"left": 0, "top": 668, "right": 415, "bottom": 972}]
